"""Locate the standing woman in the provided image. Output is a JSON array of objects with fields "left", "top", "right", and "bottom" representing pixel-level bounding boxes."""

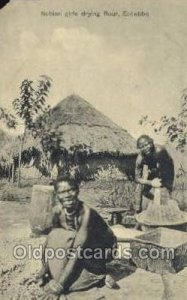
[{"left": 134, "top": 135, "right": 174, "bottom": 212}]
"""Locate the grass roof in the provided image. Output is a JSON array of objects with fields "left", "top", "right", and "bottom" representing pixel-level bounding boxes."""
[{"left": 45, "top": 94, "right": 137, "bottom": 155}]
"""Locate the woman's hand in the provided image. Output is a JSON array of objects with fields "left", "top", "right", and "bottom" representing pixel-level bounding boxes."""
[
  {"left": 40, "top": 294, "right": 60, "bottom": 300},
  {"left": 44, "top": 279, "right": 64, "bottom": 295},
  {"left": 40, "top": 279, "right": 64, "bottom": 299},
  {"left": 151, "top": 178, "right": 162, "bottom": 188}
]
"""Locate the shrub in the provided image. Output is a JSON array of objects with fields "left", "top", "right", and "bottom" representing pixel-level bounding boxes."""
[
  {"left": 1, "top": 185, "right": 31, "bottom": 203},
  {"left": 97, "top": 178, "right": 137, "bottom": 209},
  {"left": 1, "top": 190, "right": 16, "bottom": 201},
  {"left": 94, "top": 164, "right": 126, "bottom": 181}
]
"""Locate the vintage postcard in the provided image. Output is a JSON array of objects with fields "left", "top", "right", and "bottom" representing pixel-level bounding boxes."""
[{"left": 0, "top": 0, "right": 187, "bottom": 299}]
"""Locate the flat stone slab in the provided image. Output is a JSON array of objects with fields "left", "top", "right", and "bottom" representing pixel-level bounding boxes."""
[{"left": 111, "top": 224, "right": 141, "bottom": 242}]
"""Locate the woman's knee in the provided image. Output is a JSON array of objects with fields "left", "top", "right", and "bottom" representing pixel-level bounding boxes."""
[{"left": 47, "top": 228, "right": 75, "bottom": 247}]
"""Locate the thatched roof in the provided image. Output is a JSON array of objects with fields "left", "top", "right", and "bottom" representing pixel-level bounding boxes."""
[
  {"left": 45, "top": 94, "right": 137, "bottom": 156},
  {"left": 0, "top": 94, "right": 137, "bottom": 172}
]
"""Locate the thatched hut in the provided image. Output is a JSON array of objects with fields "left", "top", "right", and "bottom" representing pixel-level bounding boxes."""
[
  {"left": 0, "top": 95, "right": 138, "bottom": 181},
  {"left": 43, "top": 94, "right": 137, "bottom": 180}
]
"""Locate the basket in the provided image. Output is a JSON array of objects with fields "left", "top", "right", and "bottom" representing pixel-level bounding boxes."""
[{"left": 136, "top": 188, "right": 187, "bottom": 227}]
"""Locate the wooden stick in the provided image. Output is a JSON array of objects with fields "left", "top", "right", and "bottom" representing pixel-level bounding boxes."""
[{"left": 154, "top": 188, "right": 161, "bottom": 206}]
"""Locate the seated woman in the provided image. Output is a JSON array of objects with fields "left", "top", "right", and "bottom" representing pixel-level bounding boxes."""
[{"left": 39, "top": 175, "right": 117, "bottom": 299}]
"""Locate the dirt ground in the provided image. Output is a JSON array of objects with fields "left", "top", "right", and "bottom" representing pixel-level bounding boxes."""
[{"left": 1, "top": 188, "right": 187, "bottom": 299}]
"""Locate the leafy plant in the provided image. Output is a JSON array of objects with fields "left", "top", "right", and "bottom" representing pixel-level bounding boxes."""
[
  {"left": 98, "top": 179, "right": 137, "bottom": 209},
  {"left": 0, "top": 107, "right": 17, "bottom": 128},
  {"left": 0, "top": 75, "right": 52, "bottom": 185},
  {"left": 13, "top": 76, "right": 52, "bottom": 132},
  {"left": 139, "top": 89, "right": 187, "bottom": 152},
  {"left": 94, "top": 164, "right": 126, "bottom": 181}
]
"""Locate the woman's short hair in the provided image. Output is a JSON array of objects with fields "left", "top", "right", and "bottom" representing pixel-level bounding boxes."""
[
  {"left": 137, "top": 135, "right": 154, "bottom": 148},
  {"left": 54, "top": 175, "right": 79, "bottom": 192}
]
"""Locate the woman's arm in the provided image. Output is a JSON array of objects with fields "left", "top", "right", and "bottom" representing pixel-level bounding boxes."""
[
  {"left": 135, "top": 154, "right": 151, "bottom": 185},
  {"left": 57, "top": 205, "right": 91, "bottom": 289},
  {"left": 135, "top": 154, "right": 161, "bottom": 187}
]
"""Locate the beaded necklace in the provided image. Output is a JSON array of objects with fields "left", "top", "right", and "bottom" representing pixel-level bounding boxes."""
[{"left": 64, "top": 202, "right": 79, "bottom": 230}]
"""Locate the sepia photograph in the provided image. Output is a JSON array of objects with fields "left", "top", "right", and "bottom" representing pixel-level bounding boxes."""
[{"left": 0, "top": 0, "right": 187, "bottom": 299}]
